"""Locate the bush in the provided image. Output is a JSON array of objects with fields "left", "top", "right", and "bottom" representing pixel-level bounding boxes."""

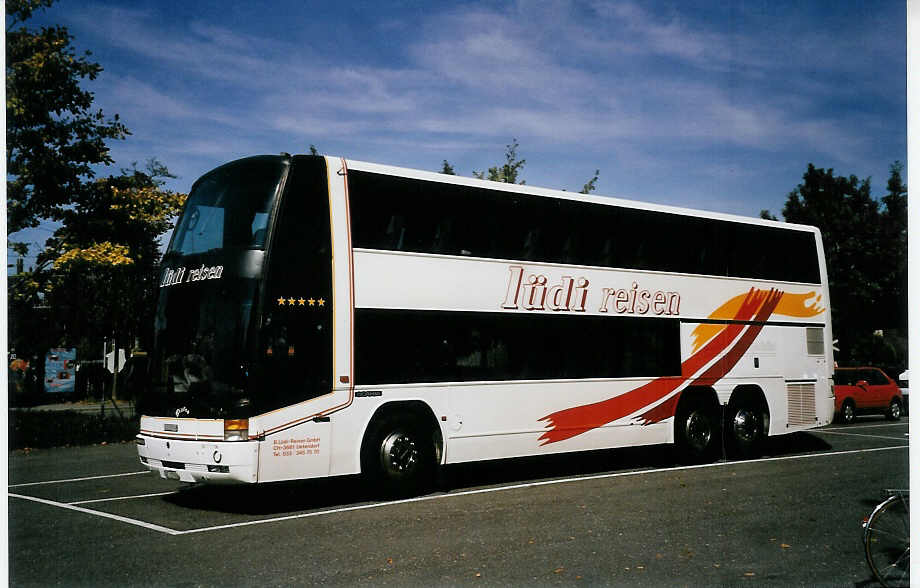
[{"left": 9, "top": 409, "right": 138, "bottom": 449}]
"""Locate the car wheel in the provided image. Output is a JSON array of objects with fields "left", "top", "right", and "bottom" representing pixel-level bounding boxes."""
[
  {"left": 886, "top": 398, "right": 902, "bottom": 421},
  {"left": 841, "top": 400, "right": 856, "bottom": 424}
]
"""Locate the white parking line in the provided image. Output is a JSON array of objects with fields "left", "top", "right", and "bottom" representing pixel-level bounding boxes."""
[
  {"left": 9, "top": 492, "right": 181, "bottom": 535},
  {"left": 9, "top": 444, "right": 908, "bottom": 536},
  {"left": 69, "top": 491, "right": 178, "bottom": 505},
  {"left": 811, "top": 430, "right": 908, "bottom": 441},
  {"left": 174, "top": 444, "right": 910, "bottom": 535},
  {"left": 820, "top": 422, "right": 908, "bottom": 432},
  {"left": 8, "top": 471, "right": 150, "bottom": 488}
]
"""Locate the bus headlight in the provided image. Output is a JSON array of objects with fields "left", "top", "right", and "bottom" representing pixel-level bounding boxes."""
[{"left": 224, "top": 419, "right": 249, "bottom": 441}]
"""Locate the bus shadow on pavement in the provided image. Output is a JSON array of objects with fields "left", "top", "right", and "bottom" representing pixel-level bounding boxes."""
[
  {"left": 759, "top": 430, "right": 832, "bottom": 458},
  {"left": 441, "top": 431, "right": 832, "bottom": 492},
  {"left": 162, "top": 474, "right": 370, "bottom": 516},
  {"left": 161, "top": 432, "right": 832, "bottom": 516}
]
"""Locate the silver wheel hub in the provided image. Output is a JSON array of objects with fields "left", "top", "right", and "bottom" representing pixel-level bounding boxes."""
[
  {"left": 685, "top": 410, "right": 712, "bottom": 451},
  {"left": 732, "top": 409, "right": 759, "bottom": 443},
  {"left": 380, "top": 430, "right": 418, "bottom": 477}
]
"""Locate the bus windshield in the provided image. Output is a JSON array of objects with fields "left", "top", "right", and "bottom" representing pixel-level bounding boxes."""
[
  {"left": 144, "top": 157, "right": 289, "bottom": 419},
  {"left": 168, "top": 157, "right": 287, "bottom": 256}
]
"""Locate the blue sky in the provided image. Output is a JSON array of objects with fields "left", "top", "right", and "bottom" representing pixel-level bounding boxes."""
[{"left": 8, "top": 0, "right": 906, "bottom": 271}]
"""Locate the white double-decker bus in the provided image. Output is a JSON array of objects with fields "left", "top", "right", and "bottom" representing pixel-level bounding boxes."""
[{"left": 136, "top": 154, "right": 835, "bottom": 495}]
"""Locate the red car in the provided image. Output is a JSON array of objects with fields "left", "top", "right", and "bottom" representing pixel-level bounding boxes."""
[{"left": 833, "top": 367, "right": 903, "bottom": 424}]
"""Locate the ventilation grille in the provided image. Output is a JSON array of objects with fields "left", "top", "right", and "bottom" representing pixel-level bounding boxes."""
[{"left": 787, "top": 383, "right": 817, "bottom": 426}]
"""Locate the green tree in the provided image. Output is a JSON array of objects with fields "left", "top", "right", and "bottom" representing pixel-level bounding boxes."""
[
  {"left": 473, "top": 138, "right": 526, "bottom": 184},
  {"left": 580, "top": 170, "right": 600, "bottom": 194},
  {"left": 6, "top": 0, "right": 129, "bottom": 236},
  {"left": 6, "top": 2, "right": 188, "bottom": 386},
  {"left": 35, "top": 160, "right": 187, "bottom": 362},
  {"left": 878, "top": 162, "right": 907, "bottom": 329},
  {"left": 777, "top": 163, "right": 907, "bottom": 369},
  {"left": 444, "top": 140, "right": 599, "bottom": 192}
]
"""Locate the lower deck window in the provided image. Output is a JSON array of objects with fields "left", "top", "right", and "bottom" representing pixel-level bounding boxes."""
[{"left": 355, "top": 309, "right": 680, "bottom": 385}]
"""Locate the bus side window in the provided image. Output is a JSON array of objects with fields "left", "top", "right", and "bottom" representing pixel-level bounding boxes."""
[
  {"left": 386, "top": 214, "right": 406, "bottom": 250},
  {"left": 431, "top": 218, "right": 453, "bottom": 254}
]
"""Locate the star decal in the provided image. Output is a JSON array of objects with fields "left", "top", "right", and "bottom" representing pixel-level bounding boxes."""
[{"left": 275, "top": 295, "right": 327, "bottom": 308}]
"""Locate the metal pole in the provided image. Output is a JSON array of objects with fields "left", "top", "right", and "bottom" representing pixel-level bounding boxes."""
[
  {"left": 112, "top": 330, "right": 119, "bottom": 402},
  {"left": 101, "top": 338, "right": 106, "bottom": 416}
]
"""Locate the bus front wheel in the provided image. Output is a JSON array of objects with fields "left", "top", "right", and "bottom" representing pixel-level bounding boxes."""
[{"left": 361, "top": 413, "right": 435, "bottom": 498}]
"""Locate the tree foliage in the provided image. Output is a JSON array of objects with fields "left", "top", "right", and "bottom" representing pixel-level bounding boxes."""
[
  {"left": 443, "top": 139, "right": 599, "bottom": 192},
  {"left": 6, "top": 0, "right": 129, "bottom": 235},
  {"left": 879, "top": 162, "right": 907, "bottom": 329},
  {"left": 33, "top": 161, "right": 187, "bottom": 357},
  {"left": 579, "top": 170, "right": 600, "bottom": 195},
  {"left": 776, "top": 163, "right": 907, "bottom": 369},
  {"left": 6, "top": 1, "right": 185, "bottom": 376},
  {"left": 473, "top": 138, "right": 526, "bottom": 184}
]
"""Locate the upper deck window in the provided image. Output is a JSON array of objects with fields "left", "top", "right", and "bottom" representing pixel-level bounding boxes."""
[
  {"left": 169, "top": 157, "right": 287, "bottom": 256},
  {"left": 349, "top": 171, "right": 821, "bottom": 284}
]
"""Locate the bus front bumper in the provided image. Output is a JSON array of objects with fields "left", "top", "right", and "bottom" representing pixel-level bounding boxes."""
[{"left": 136, "top": 435, "right": 260, "bottom": 484}]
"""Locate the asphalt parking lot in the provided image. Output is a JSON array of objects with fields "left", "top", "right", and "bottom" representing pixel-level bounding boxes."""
[{"left": 9, "top": 417, "right": 909, "bottom": 586}]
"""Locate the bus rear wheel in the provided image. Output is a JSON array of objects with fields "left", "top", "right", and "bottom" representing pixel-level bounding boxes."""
[
  {"left": 362, "top": 413, "right": 435, "bottom": 498},
  {"left": 725, "top": 399, "right": 766, "bottom": 459},
  {"left": 674, "top": 395, "right": 720, "bottom": 463}
]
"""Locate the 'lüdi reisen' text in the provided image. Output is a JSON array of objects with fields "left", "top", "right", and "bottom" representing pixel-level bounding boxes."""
[
  {"left": 501, "top": 265, "right": 680, "bottom": 315},
  {"left": 160, "top": 264, "right": 224, "bottom": 287}
]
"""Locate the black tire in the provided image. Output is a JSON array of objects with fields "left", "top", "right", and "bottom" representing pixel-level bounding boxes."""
[
  {"left": 886, "top": 398, "right": 902, "bottom": 421},
  {"left": 361, "top": 413, "right": 435, "bottom": 498},
  {"left": 725, "top": 398, "right": 766, "bottom": 459},
  {"left": 674, "top": 395, "right": 720, "bottom": 463},
  {"left": 841, "top": 400, "right": 856, "bottom": 424},
  {"left": 864, "top": 493, "right": 910, "bottom": 587}
]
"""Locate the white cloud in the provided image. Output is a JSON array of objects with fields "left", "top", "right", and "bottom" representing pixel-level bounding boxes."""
[
  {"left": 54, "top": 0, "right": 902, "bottom": 218},
  {"left": 104, "top": 76, "right": 197, "bottom": 120}
]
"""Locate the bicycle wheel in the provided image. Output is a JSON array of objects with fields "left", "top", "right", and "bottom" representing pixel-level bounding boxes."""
[{"left": 864, "top": 493, "right": 910, "bottom": 587}]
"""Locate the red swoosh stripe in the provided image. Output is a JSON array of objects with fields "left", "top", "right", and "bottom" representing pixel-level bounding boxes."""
[
  {"left": 636, "top": 289, "right": 782, "bottom": 425},
  {"left": 537, "top": 288, "right": 783, "bottom": 445}
]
